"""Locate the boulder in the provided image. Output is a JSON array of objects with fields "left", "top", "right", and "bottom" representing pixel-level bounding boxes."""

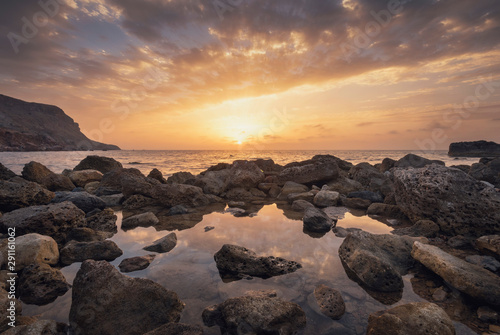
[
  {"left": 476, "top": 235, "right": 500, "bottom": 259},
  {"left": 225, "top": 187, "right": 253, "bottom": 200},
  {"left": 287, "top": 191, "right": 315, "bottom": 203},
  {"left": 122, "top": 212, "right": 159, "bottom": 230},
  {"left": 0, "top": 179, "right": 54, "bottom": 212},
  {"left": 69, "top": 260, "right": 184, "bottom": 335},
  {"left": 2, "top": 319, "right": 69, "bottom": 335},
  {"left": 313, "top": 284, "right": 345, "bottom": 320},
  {"left": 152, "top": 184, "right": 210, "bottom": 208},
  {"left": 202, "top": 290, "right": 306, "bottom": 334},
  {"left": 144, "top": 323, "right": 203, "bottom": 335},
  {"left": 393, "top": 165, "right": 500, "bottom": 236},
  {"left": 0, "top": 163, "right": 16, "bottom": 180},
  {"left": 411, "top": 241, "right": 500, "bottom": 307},
  {"left": 0, "top": 233, "right": 59, "bottom": 271},
  {"left": 52, "top": 191, "right": 106, "bottom": 213},
  {"left": 73, "top": 155, "right": 123, "bottom": 174},
  {"left": 291, "top": 199, "right": 315, "bottom": 212},
  {"left": 60, "top": 240, "right": 123, "bottom": 265},
  {"left": 119, "top": 254, "right": 156, "bottom": 273},
  {"left": 21, "top": 161, "right": 75, "bottom": 191},
  {"left": 277, "top": 155, "right": 340, "bottom": 185},
  {"left": 0, "top": 287, "right": 22, "bottom": 332},
  {"left": 379, "top": 158, "right": 396, "bottom": 172},
  {"left": 367, "top": 302, "right": 454, "bottom": 335},
  {"left": 277, "top": 181, "right": 308, "bottom": 200},
  {"left": 0, "top": 202, "right": 85, "bottom": 244},
  {"left": 18, "top": 263, "right": 71, "bottom": 305},
  {"left": 303, "top": 207, "right": 334, "bottom": 233},
  {"left": 147, "top": 168, "right": 167, "bottom": 183},
  {"left": 367, "top": 203, "right": 407, "bottom": 220},
  {"left": 348, "top": 163, "right": 385, "bottom": 188},
  {"left": 324, "top": 177, "right": 363, "bottom": 195},
  {"left": 348, "top": 191, "right": 383, "bottom": 203},
  {"left": 313, "top": 190, "right": 340, "bottom": 207},
  {"left": 65, "top": 227, "right": 108, "bottom": 243},
  {"left": 465, "top": 255, "right": 500, "bottom": 272},
  {"left": 84, "top": 208, "right": 117, "bottom": 235},
  {"left": 95, "top": 168, "right": 155, "bottom": 196},
  {"left": 143, "top": 233, "right": 177, "bottom": 253},
  {"left": 394, "top": 154, "right": 444, "bottom": 168},
  {"left": 214, "top": 244, "right": 301, "bottom": 280},
  {"left": 68, "top": 169, "right": 103, "bottom": 187},
  {"left": 227, "top": 160, "right": 265, "bottom": 189},
  {"left": 469, "top": 158, "right": 500, "bottom": 187},
  {"left": 253, "top": 158, "right": 283, "bottom": 174},
  {"left": 341, "top": 197, "right": 371, "bottom": 209},
  {"left": 122, "top": 194, "right": 155, "bottom": 209},
  {"left": 448, "top": 140, "right": 500, "bottom": 157},
  {"left": 392, "top": 219, "right": 439, "bottom": 238},
  {"left": 84, "top": 181, "right": 100, "bottom": 194},
  {"left": 194, "top": 169, "right": 230, "bottom": 195},
  {"left": 166, "top": 171, "right": 196, "bottom": 184},
  {"left": 339, "top": 231, "right": 416, "bottom": 292}
]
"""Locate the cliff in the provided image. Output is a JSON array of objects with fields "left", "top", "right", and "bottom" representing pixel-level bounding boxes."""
[
  {"left": 0, "top": 94, "right": 120, "bottom": 152},
  {"left": 448, "top": 140, "right": 500, "bottom": 157}
]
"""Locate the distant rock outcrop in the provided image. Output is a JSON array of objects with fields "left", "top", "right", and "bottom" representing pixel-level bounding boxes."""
[
  {"left": 448, "top": 140, "right": 500, "bottom": 157},
  {"left": 0, "top": 94, "right": 120, "bottom": 151}
]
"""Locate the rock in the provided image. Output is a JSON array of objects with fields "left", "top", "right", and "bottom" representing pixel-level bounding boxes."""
[
  {"left": 447, "top": 235, "right": 472, "bottom": 249},
  {"left": 392, "top": 220, "right": 440, "bottom": 238},
  {"left": 379, "top": 158, "right": 396, "bottom": 172},
  {"left": 367, "top": 203, "right": 406, "bottom": 220},
  {"left": 348, "top": 163, "right": 385, "bottom": 188},
  {"left": 465, "top": 255, "right": 500, "bottom": 272},
  {"left": 287, "top": 191, "right": 315, "bottom": 203},
  {"left": 324, "top": 177, "right": 364, "bottom": 195},
  {"left": 268, "top": 184, "right": 282, "bottom": 198},
  {"left": 394, "top": 154, "right": 445, "bottom": 168},
  {"left": 166, "top": 171, "right": 196, "bottom": 184},
  {"left": 2, "top": 319, "right": 69, "bottom": 335},
  {"left": 119, "top": 254, "right": 156, "bottom": 273},
  {"left": 323, "top": 206, "right": 349, "bottom": 220},
  {"left": 0, "top": 179, "right": 55, "bottom": 212},
  {"left": 60, "top": 240, "right": 123, "bottom": 265},
  {"left": 152, "top": 183, "right": 210, "bottom": 208},
  {"left": 291, "top": 199, "right": 315, "bottom": 211},
  {"left": 339, "top": 231, "right": 416, "bottom": 292},
  {"left": 74, "top": 156, "right": 123, "bottom": 174},
  {"left": 469, "top": 159, "right": 500, "bottom": 187},
  {"left": 476, "top": 235, "right": 500, "bottom": 259},
  {"left": 99, "top": 194, "right": 123, "bottom": 207},
  {"left": 0, "top": 287, "right": 22, "bottom": 332},
  {"left": 0, "top": 233, "right": 58, "bottom": 271},
  {"left": 122, "top": 212, "right": 159, "bottom": 230},
  {"left": 143, "top": 323, "right": 203, "bottom": 335},
  {"left": 21, "top": 161, "right": 75, "bottom": 191},
  {"left": 313, "top": 190, "right": 340, "bottom": 207},
  {"left": 147, "top": 168, "right": 167, "bottom": 183},
  {"left": 393, "top": 165, "right": 500, "bottom": 236},
  {"left": 314, "top": 284, "right": 345, "bottom": 320},
  {"left": 0, "top": 163, "right": 16, "bottom": 180},
  {"left": 194, "top": 169, "right": 230, "bottom": 195},
  {"left": 0, "top": 202, "right": 85, "bottom": 245},
  {"left": 121, "top": 173, "right": 160, "bottom": 198},
  {"left": 253, "top": 158, "right": 283, "bottom": 174},
  {"left": 84, "top": 180, "right": 100, "bottom": 194},
  {"left": 65, "top": 227, "right": 107, "bottom": 243},
  {"left": 277, "top": 181, "right": 308, "bottom": 200},
  {"left": 68, "top": 169, "right": 103, "bottom": 187},
  {"left": 333, "top": 226, "right": 349, "bottom": 238},
  {"left": 224, "top": 187, "right": 253, "bottom": 200},
  {"left": 95, "top": 168, "right": 145, "bottom": 196},
  {"left": 367, "top": 302, "right": 454, "bottom": 335},
  {"left": 348, "top": 191, "right": 383, "bottom": 203},
  {"left": 69, "top": 260, "right": 184, "bottom": 335},
  {"left": 51, "top": 191, "right": 106, "bottom": 213},
  {"left": 202, "top": 291, "right": 306, "bottom": 334},
  {"left": 18, "top": 263, "right": 71, "bottom": 305},
  {"left": 411, "top": 241, "right": 500, "bottom": 307},
  {"left": 341, "top": 197, "right": 371, "bottom": 209},
  {"left": 227, "top": 160, "right": 265, "bottom": 189},
  {"left": 250, "top": 187, "right": 266, "bottom": 198},
  {"left": 85, "top": 208, "right": 117, "bottom": 235},
  {"left": 477, "top": 306, "right": 498, "bottom": 323},
  {"left": 214, "top": 244, "right": 301, "bottom": 280},
  {"left": 169, "top": 205, "right": 189, "bottom": 215},
  {"left": 432, "top": 287, "right": 447, "bottom": 302},
  {"left": 303, "top": 207, "right": 334, "bottom": 233},
  {"left": 278, "top": 155, "right": 340, "bottom": 185},
  {"left": 121, "top": 194, "right": 155, "bottom": 209},
  {"left": 143, "top": 233, "right": 177, "bottom": 253},
  {"left": 205, "top": 226, "right": 215, "bottom": 232},
  {"left": 448, "top": 140, "right": 500, "bottom": 157}
]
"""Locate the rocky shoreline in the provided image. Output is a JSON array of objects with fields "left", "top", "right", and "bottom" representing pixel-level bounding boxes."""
[{"left": 1, "top": 153, "right": 500, "bottom": 334}]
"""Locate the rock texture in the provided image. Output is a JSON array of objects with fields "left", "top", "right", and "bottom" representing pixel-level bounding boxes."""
[
  {"left": 52, "top": 191, "right": 106, "bottom": 213},
  {"left": 0, "top": 233, "right": 59, "bottom": 271},
  {"left": 476, "top": 235, "right": 500, "bottom": 259},
  {"left": 0, "top": 179, "right": 54, "bottom": 212},
  {"left": 313, "top": 284, "right": 345, "bottom": 320},
  {"left": 121, "top": 212, "right": 159, "bottom": 230},
  {"left": 2, "top": 319, "right": 69, "bottom": 335},
  {"left": 119, "top": 254, "right": 156, "bottom": 273},
  {"left": 74, "top": 156, "right": 123, "bottom": 174},
  {"left": 448, "top": 140, "right": 500, "bottom": 157},
  {"left": 393, "top": 154, "right": 444, "bottom": 168},
  {"left": 143, "top": 233, "right": 177, "bottom": 253},
  {"left": 302, "top": 207, "right": 334, "bottom": 233},
  {"left": 68, "top": 169, "right": 103, "bottom": 187},
  {"left": 69, "top": 260, "right": 184, "bottom": 335},
  {"left": 0, "top": 94, "right": 120, "bottom": 151},
  {"left": 21, "top": 162, "right": 75, "bottom": 191},
  {"left": 60, "top": 240, "right": 123, "bottom": 265},
  {"left": 18, "top": 263, "right": 71, "bottom": 305},
  {"left": 277, "top": 155, "right": 340, "bottom": 185}
]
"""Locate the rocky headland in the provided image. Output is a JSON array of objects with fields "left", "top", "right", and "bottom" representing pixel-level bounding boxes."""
[{"left": 449, "top": 140, "right": 500, "bottom": 157}]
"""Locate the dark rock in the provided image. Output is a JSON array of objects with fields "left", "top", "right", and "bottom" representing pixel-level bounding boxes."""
[
  {"left": 392, "top": 220, "right": 439, "bottom": 238},
  {"left": 202, "top": 290, "right": 306, "bottom": 334},
  {"left": 69, "top": 260, "right": 184, "bottom": 335},
  {"left": 65, "top": 227, "right": 107, "bottom": 243},
  {"left": 393, "top": 164, "right": 500, "bottom": 236},
  {"left": 194, "top": 169, "right": 230, "bottom": 195},
  {"left": 0, "top": 287, "right": 22, "bottom": 332},
  {"left": 169, "top": 205, "right": 189, "bottom": 215},
  {"left": 0, "top": 163, "right": 16, "bottom": 180},
  {"left": 379, "top": 158, "right": 396, "bottom": 172},
  {"left": 143, "top": 323, "right": 203, "bottom": 335},
  {"left": 202, "top": 162, "right": 231, "bottom": 173},
  {"left": 2, "top": 319, "right": 69, "bottom": 335},
  {"left": 313, "top": 190, "right": 340, "bottom": 207},
  {"left": 143, "top": 233, "right": 177, "bottom": 253},
  {"left": 250, "top": 187, "right": 266, "bottom": 198},
  {"left": 147, "top": 168, "right": 167, "bottom": 183},
  {"left": 204, "top": 226, "right": 215, "bottom": 232},
  {"left": 348, "top": 191, "right": 383, "bottom": 203},
  {"left": 477, "top": 306, "right": 498, "bottom": 323},
  {"left": 253, "top": 158, "right": 283, "bottom": 174},
  {"left": 52, "top": 191, "right": 106, "bottom": 213},
  {"left": 74, "top": 156, "right": 123, "bottom": 174},
  {"left": 225, "top": 187, "right": 253, "bottom": 200},
  {"left": 277, "top": 181, "right": 308, "bottom": 200},
  {"left": 68, "top": 169, "right": 103, "bottom": 187},
  {"left": 348, "top": 163, "right": 385, "bottom": 188},
  {"left": 214, "top": 244, "right": 301, "bottom": 280},
  {"left": 85, "top": 208, "right": 117, "bottom": 235},
  {"left": 469, "top": 158, "right": 500, "bottom": 187},
  {"left": 476, "top": 235, "right": 500, "bottom": 259},
  {"left": 323, "top": 206, "right": 349, "bottom": 220},
  {"left": 227, "top": 160, "right": 265, "bottom": 189},
  {"left": 303, "top": 207, "right": 334, "bottom": 233},
  {"left": 447, "top": 235, "right": 472, "bottom": 249},
  {"left": 18, "top": 263, "right": 71, "bottom": 305},
  {"left": 394, "top": 154, "right": 444, "bottom": 168},
  {"left": 341, "top": 197, "right": 371, "bottom": 209},
  {"left": 166, "top": 171, "right": 196, "bottom": 184},
  {"left": 411, "top": 241, "right": 500, "bottom": 307},
  {"left": 314, "top": 284, "right": 345, "bottom": 320},
  {"left": 152, "top": 183, "right": 210, "bottom": 208},
  {"left": 95, "top": 168, "right": 145, "bottom": 196},
  {"left": 119, "top": 254, "right": 156, "bottom": 273},
  {"left": 324, "top": 177, "right": 363, "bottom": 195},
  {"left": 60, "top": 240, "right": 123, "bottom": 265},
  {"left": 448, "top": 140, "right": 500, "bottom": 157},
  {"left": 122, "top": 194, "right": 155, "bottom": 209},
  {"left": 291, "top": 199, "right": 315, "bottom": 211},
  {"left": 278, "top": 155, "right": 340, "bottom": 186},
  {"left": 122, "top": 212, "right": 159, "bottom": 230},
  {"left": 367, "top": 203, "right": 407, "bottom": 220},
  {"left": 287, "top": 191, "right": 315, "bottom": 203},
  {"left": 21, "top": 161, "right": 75, "bottom": 191},
  {"left": 465, "top": 255, "right": 500, "bottom": 272},
  {"left": 268, "top": 184, "right": 282, "bottom": 198},
  {"left": 367, "top": 302, "right": 454, "bottom": 335}
]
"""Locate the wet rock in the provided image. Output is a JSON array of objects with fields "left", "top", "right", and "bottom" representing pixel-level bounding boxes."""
[
  {"left": 476, "top": 235, "right": 500, "bottom": 259},
  {"left": 0, "top": 202, "right": 85, "bottom": 244},
  {"left": 465, "top": 254, "right": 500, "bottom": 272},
  {"left": 303, "top": 207, "right": 334, "bottom": 233},
  {"left": 0, "top": 163, "right": 16, "bottom": 180},
  {"left": 166, "top": 171, "right": 196, "bottom": 184},
  {"left": 227, "top": 160, "right": 265, "bottom": 190},
  {"left": 147, "top": 168, "right": 167, "bottom": 183},
  {"left": 204, "top": 226, "right": 215, "bottom": 232},
  {"left": 341, "top": 197, "right": 371, "bottom": 209},
  {"left": 411, "top": 241, "right": 500, "bottom": 307},
  {"left": 2, "top": 319, "right": 69, "bottom": 335},
  {"left": 214, "top": 244, "right": 301, "bottom": 280},
  {"left": 393, "top": 164, "right": 500, "bottom": 236},
  {"left": 367, "top": 203, "right": 406, "bottom": 220},
  {"left": 348, "top": 191, "right": 383, "bottom": 203},
  {"left": 339, "top": 231, "right": 416, "bottom": 292},
  {"left": 51, "top": 191, "right": 106, "bottom": 213},
  {"left": 278, "top": 155, "right": 340, "bottom": 185},
  {"left": 392, "top": 219, "right": 439, "bottom": 238},
  {"left": 144, "top": 323, "right": 203, "bottom": 335},
  {"left": 0, "top": 179, "right": 55, "bottom": 212},
  {"left": 477, "top": 306, "right": 498, "bottom": 323},
  {"left": 291, "top": 199, "right": 315, "bottom": 211},
  {"left": 68, "top": 169, "right": 103, "bottom": 187},
  {"left": 277, "top": 181, "right": 308, "bottom": 200},
  {"left": 394, "top": 154, "right": 445, "bottom": 169},
  {"left": 314, "top": 284, "right": 345, "bottom": 320},
  {"left": 121, "top": 194, "right": 155, "bottom": 209},
  {"left": 152, "top": 183, "right": 210, "bottom": 208},
  {"left": 143, "top": 232, "right": 177, "bottom": 253},
  {"left": 18, "top": 263, "right": 71, "bottom": 305},
  {"left": 119, "top": 254, "right": 156, "bottom": 273},
  {"left": 74, "top": 155, "right": 123, "bottom": 174},
  {"left": 22, "top": 161, "right": 75, "bottom": 191},
  {"left": 69, "top": 260, "right": 184, "bottom": 335},
  {"left": 225, "top": 207, "right": 246, "bottom": 216},
  {"left": 333, "top": 226, "right": 349, "bottom": 238},
  {"left": 60, "top": 240, "right": 122, "bottom": 265},
  {"left": 323, "top": 206, "right": 349, "bottom": 220},
  {"left": 202, "top": 291, "right": 306, "bottom": 334},
  {"left": 367, "top": 302, "right": 454, "bottom": 335},
  {"left": 324, "top": 177, "right": 364, "bottom": 195},
  {"left": 0, "top": 233, "right": 58, "bottom": 271},
  {"left": 122, "top": 212, "right": 159, "bottom": 230},
  {"left": 313, "top": 190, "right": 340, "bottom": 207}
]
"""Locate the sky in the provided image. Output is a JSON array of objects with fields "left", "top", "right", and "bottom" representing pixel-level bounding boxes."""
[{"left": 0, "top": 0, "right": 500, "bottom": 150}]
